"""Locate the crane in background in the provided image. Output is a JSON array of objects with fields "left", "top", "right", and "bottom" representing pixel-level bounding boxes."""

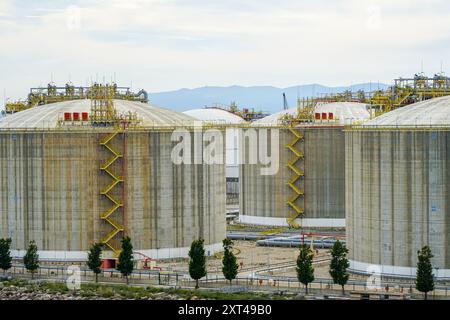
[{"left": 283, "top": 92, "right": 289, "bottom": 110}]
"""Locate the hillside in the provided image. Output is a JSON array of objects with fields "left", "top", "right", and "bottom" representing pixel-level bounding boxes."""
[{"left": 149, "top": 83, "right": 390, "bottom": 113}]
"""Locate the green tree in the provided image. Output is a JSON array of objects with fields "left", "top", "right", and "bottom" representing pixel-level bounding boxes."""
[
  {"left": 0, "top": 238, "right": 12, "bottom": 275},
  {"left": 87, "top": 242, "right": 103, "bottom": 283},
  {"left": 222, "top": 238, "right": 238, "bottom": 285},
  {"left": 116, "top": 237, "right": 134, "bottom": 285},
  {"left": 329, "top": 240, "right": 350, "bottom": 295},
  {"left": 296, "top": 244, "right": 315, "bottom": 294},
  {"left": 189, "top": 238, "right": 207, "bottom": 289},
  {"left": 23, "top": 240, "right": 39, "bottom": 279},
  {"left": 416, "top": 245, "right": 435, "bottom": 300}
]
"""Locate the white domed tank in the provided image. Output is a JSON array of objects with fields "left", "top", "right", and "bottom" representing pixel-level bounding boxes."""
[
  {"left": 240, "top": 102, "right": 371, "bottom": 227},
  {"left": 184, "top": 108, "right": 246, "bottom": 206},
  {"left": 0, "top": 99, "right": 226, "bottom": 261},
  {"left": 346, "top": 95, "right": 450, "bottom": 277}
]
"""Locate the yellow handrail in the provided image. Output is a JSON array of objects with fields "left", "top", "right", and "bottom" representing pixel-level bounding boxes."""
[
  {"left": 99, "top": 129, "right": 125, "bottom": 257},
  {"left": 285, "top": 126, "right": 305, "bottom": 228}
]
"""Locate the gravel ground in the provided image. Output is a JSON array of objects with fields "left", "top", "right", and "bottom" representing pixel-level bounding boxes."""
[{"left": 154, "top": 240, "right": 302, "bottom": 273}]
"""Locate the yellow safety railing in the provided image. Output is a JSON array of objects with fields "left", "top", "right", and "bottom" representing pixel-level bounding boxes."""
[
  {"left": 99, "top": 130, "right": 124, "bottom": 257},
  {"left": 286, "top": 127, "right": 305, "bottom": 228}
]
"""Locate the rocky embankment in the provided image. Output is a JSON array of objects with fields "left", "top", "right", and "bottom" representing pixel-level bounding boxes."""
[{"left": 0, "top": 281, "right": 190, "bottom": 300}]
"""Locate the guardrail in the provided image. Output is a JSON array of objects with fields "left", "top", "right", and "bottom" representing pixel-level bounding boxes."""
[
  {"left": 4, "top": 264, "right": 450, "bottom": 299},
  {"left": 347, "top": 124, "right": 450, "bottom": 131}
]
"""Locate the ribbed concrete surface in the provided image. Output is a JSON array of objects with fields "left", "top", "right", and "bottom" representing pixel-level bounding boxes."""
[
  {"left": 0, "top": 129, "right": 226, "bottom": 259},
  {"left": 184, "top": 108, "right": 244, "bottom": 205},
  {"left": 240, "top": 127, "right": 345, "bottom": 226},
  {"left": 346, "top": 130, "right": 450, "bottom": 273}
]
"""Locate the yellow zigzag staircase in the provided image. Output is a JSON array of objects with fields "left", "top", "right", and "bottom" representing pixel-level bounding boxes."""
[
  {"left": 100, "top": 130, "right": 124, "bottom": 257},
  {"left": 286, "top": 127, "right": 304, "bottom": 228}
]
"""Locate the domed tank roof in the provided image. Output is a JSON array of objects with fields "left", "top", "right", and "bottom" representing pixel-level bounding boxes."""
[
  {"left": 253, "top": 102, "right": 371, "bottom": 125},
  {"left": 363, "top": 95, "right": 450, "bottom": 127},
  {"left": 183, "top": 108, "right": 246, "bottom": 124},
  {"left": 0, "top": 99, "right": 195, "bottom": 128}
]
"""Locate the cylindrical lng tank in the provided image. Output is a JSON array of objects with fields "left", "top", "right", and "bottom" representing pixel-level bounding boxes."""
[
  {"left": 239, "top": 102, "right": 371, "bottom": 228},
  {"left": 183, "top": 108, "right": 246, "bottom": 206},
  {"left": 346, "top": 96, "right": 450, "bottom": 277},
  {"left": 0, "top": 99, "right": 226, "bottom": 261}
]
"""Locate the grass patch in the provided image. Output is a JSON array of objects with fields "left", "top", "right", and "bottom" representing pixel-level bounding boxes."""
[
  {"left": 99, "top": 287, "right": 115, "bottom": 298},
  {"left": 1, "top": 277, "right": 291, "bottom": 300},
  {"left": 39, "top": 281, "right": 70, "bottom": 293},
  {"left": 0, "top": 278, "right": 28, "bottom": 287},
  {"left": 79, "top": 282, "right": 287, "bottom": 300}
]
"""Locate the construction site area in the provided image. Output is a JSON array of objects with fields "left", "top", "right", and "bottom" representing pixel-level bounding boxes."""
[{"left": 2, "top": 71, "right": 450, "bottom": 300}]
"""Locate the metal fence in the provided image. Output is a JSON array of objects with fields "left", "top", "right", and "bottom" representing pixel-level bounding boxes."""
[{"left": 5, "top": 265, "right": 450, "bottom": 299}]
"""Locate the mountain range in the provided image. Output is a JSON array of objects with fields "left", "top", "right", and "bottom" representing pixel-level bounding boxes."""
[{"left": 149, "top": 83, "right": 390, "bottom": 114}]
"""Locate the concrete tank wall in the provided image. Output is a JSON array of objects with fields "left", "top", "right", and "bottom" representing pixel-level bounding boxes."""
[
  {"left": 346, "top": 129, "right": 450, "bottom": 277},
  {"left": 0, "top": 130, "right": 226, "bottom": 261},
  {"left": 239, "top": 126, "right": 345, "bottom": 227}
]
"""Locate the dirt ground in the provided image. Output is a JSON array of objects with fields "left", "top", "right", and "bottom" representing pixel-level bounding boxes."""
[
  {"left": 267, "top": 260, "right": 359, "bottom": 280},
  {"left": 153, "top": 240, "right": 327, "bottom": 275}
]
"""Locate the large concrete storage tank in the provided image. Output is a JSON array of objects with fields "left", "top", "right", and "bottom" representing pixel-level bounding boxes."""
[
  {"left": 183, "top": 108, "right": 246, "bottom": 206},
  {"left": 240, "top": 102, "right": 371, "bottom": 228},
  {"left": 346, "top": 96, "right": 450, "bottom": 277},
  {"left": 0, "top": 99, "right": 226, "bottom": 261}
]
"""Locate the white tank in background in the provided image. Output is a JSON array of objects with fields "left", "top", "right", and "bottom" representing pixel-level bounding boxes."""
[{"left": 184, "top": 108, "right": 246, "bottom": 207}]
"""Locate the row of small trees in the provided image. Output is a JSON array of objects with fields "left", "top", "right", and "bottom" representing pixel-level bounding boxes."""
[
  {"left": 296, "top": 240, "right": 349, "bottom": 295},
  {"left": 87, "top": 236, "right": 239, "bottom": 288},
  {"left": 188, "top": 238, "right": 238, "bottom": 289},
  {"left": 0, "top": 237, "right": 135, "bottom": 284},
  {"left": 87, "top": 237, "right": 134, "bottom": 284},
  {"left": 0, "top": 239, "right": 39, "bottom": 278},
  {"left": 0, "top": 236, "right": 236, "bottom": 287},
  {"left": 0, "top": 236, "right": 436, "bottom": 299},
  {"left": 295, "top": 240, "right": 436, "bottom": 300}
]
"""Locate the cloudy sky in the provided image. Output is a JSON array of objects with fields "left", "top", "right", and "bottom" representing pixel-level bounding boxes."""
[{"left": 1, "top": 0, "right": 450, "bottom": 100}]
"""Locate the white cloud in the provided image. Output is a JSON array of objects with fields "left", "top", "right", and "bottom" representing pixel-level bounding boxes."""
[
  {"left": 0, "top": 0, "right": 12, "bottom": 16},
  {"left": 0, "top": 0, "right": 450, "bottom": 100}
]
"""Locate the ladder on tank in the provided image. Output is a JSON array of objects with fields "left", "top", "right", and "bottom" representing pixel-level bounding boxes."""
[
  {"left": 99, "top": 130, "right": 125, "bottom": 257},
  {"left": 286, "top": 126, "right": 305, "bottom": 228}
]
